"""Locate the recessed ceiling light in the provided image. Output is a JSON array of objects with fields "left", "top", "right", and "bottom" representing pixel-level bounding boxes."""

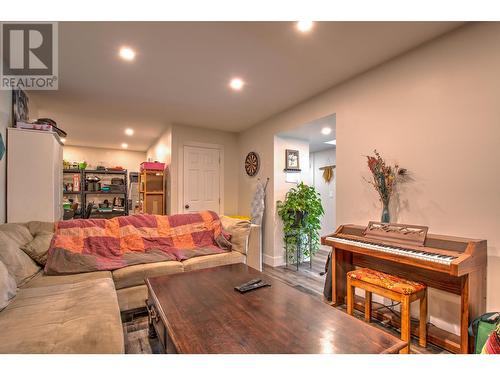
[
  {"left": 119, "top": 47, "right": 136, "bottom": 61},
  {"left": 229, "top": 78, "right": 245, "bottom": 91},
  {"left": 321, "top": 127, "right": 332, "bottom": 135},
  {"left": 60, "top": 138, "right": 66, "bottom": 143},
  {"left": 296, "top": 21, "right": 314, "bottom": 33},
  {"left": 121, "top": 143, "right": 128, "bottom": 149},
  {"left": 324, "top": 139, "right": 336, "bottom": 146},
  {"left": 125, "top": 128, "right": 134, "bottom": 136}
]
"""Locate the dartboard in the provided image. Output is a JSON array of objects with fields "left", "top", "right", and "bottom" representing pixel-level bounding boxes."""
[{"left": 245, "top": 152, "right": 259, "bottom": 176}]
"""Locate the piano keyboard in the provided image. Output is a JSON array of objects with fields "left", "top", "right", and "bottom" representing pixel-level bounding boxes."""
[{"left": 327, "top": 236, "right": 457, "bottom": 265}]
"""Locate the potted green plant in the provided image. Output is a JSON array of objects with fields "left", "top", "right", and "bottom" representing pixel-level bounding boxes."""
[{"left": 276, "top": 182, "right": 324, "bottom": 267}]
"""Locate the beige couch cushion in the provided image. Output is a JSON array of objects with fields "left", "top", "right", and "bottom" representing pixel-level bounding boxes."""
[
  {"left": 20, "top": 231, "right": 53, "bottom": 266},
  {"left": 0, "top": 231, "right": 40, "bottom": 286},
  {"left": 0, "top": 278, "right": 124, "bottom": 353},
  {"left": 182, "top": 251, "right": 245, "bottom": 272},
  {"left": 220, "top": 216, "right": 251, "bottom": 254},
  {"left": 0, "top": 260, "right": 17, "bottom": 311},
  {"left": 112, "top": 261, "right": 184, "bottom": 290},
  {"left": 0, "top": 223, "right": 33, "bottom": 245},
  {"left": 23, "top": 270, "right": 112, "bottom": 289},
  {"left": 26, "top": 221, "right": 55, "bottom": 236}
]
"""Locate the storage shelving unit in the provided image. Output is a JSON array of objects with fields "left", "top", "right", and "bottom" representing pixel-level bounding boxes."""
[
  {"left": 139, "top": 170, "right": 165, "bottom": 215},
  {"left": 63, "top": 169, "right": 84, "bottom": 217},
  {"left": 83, "top": 169, "right": 129, "bottom": 218}
]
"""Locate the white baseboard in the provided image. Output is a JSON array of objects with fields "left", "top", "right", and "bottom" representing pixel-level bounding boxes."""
[{"left": 263, "top": 253, "right": 286, "bottom": 267}]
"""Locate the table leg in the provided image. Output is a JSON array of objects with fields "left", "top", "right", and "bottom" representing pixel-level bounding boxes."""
[
  {"left": 365, "top": 291, "right": 372, "bottom": 323},
  {"left": 400, "top": 295, "right": 411, "bottom": 354}
]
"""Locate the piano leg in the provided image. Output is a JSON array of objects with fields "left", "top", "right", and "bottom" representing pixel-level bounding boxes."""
[
  {"left": 331, "top": 247, "right": 353, "bottom": 306},
  {"left": 460, "top": 275, "right": 469, "bottom": 354},
  {"left": 419, "top": 290, "right": 428, "bottom": 348}
]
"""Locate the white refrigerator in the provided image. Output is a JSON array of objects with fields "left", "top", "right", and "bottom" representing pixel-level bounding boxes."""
[{"left": 7, "top": 128, "right": 63, "bottom": 223}]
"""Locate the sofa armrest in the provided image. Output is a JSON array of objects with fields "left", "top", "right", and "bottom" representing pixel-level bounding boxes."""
[{"left": 245, "top": 224, "right": 262, "bottom": 271}]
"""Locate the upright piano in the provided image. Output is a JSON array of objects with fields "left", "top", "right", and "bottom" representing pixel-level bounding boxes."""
[{"left": 321, "top": 222, "right": 487, "bottom": 354}]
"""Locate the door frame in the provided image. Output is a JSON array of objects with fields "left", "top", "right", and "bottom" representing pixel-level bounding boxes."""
[{"left": 178, "top": 141, "right": 224, "bottom": 215}]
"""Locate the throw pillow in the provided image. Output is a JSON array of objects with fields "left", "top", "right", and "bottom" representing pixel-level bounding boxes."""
[
  {"left": 0, "top": 231, "right": 40, "bottom": 287},
  {"left": 20, "top": 231, "right": 54, "bottom": 266},
  {"left": 0, "top": 223, "right": 33, "bottom": 247},
  {"left": 220, "top": 216, "right": 251, "bottom": 254},
  {"left": 0, "top": 260, "right": 17, "bottom": 311}
]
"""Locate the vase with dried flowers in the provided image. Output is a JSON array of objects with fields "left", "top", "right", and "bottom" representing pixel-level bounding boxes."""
[{"left": 364, "top": 150, "right": 407, "bottom": 223}]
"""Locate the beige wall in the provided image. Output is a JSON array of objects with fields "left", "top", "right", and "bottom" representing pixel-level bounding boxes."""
[
  {"left": 63, "top": 145, "right": 146, "bottom": 174},
  {"left": 269, "top": 136, "right": 311, "bottom": 266},
  {"left": 0, "top": 91, "right": 12, "bottom": 224},
  {"left": 310, "top": 148, "right": 337, "bottom": 237},
  {"left": 237, "top": 23, "right": 500, "bottom": 329},
  {"left": 146, "top": 125, "right": 172, "bottom": 165},
  {"left": 146, "top": 125, "right": 172, "bottom": 213}
]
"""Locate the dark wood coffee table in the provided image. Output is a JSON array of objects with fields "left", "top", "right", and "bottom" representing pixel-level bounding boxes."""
[{"left": 145, "top": 263, "right": 406, "bottom": 354}]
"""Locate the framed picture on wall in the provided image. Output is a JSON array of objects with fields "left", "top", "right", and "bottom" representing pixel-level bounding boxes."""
[{"left": 285, "top": 149, "right": 300, "bottom": 171}]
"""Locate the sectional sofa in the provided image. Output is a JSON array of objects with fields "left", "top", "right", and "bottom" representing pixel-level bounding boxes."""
[{"left": 0, "top": 216, "right": 260, "bottom": 354}]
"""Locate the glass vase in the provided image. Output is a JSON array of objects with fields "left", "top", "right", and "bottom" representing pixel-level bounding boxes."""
[{"left": 381, "top": 200, "right": 390, "bottom": 223}]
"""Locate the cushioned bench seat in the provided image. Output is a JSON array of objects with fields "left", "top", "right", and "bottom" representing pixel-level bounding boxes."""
[
  {"left": 347, "top": 268, "right": 426, "bottom": 295},
  {"left": 347, "top": 268, "right": 427, "bottom": 353},
  {"left": 0, "top": 277, "right": 124, "bottom": 354}
]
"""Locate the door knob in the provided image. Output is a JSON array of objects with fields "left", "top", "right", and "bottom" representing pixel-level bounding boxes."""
[{"left": 185, "top": 204, "right": 190, "bottom": 209}]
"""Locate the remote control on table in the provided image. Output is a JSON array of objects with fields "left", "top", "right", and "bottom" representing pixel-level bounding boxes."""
[
  {"left": 235, "top": 280, "right": 270, "bottom": 293},
  {"left": 238, "top": 278, "right": 261, "bottom": 288}
]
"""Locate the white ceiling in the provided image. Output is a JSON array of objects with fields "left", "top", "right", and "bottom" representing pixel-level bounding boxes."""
[
  {"left": 278, "top": 114, "right": 337, "bottom": 153},
  {"left": 28, "top": 22, "right": 464, "bottom": 151}
]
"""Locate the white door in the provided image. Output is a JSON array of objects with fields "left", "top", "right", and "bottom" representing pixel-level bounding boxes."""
[{"left": 183, "top": 146, "right": 221, "bottom": 213}]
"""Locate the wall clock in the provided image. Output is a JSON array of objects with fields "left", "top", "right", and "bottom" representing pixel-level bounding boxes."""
[{"left": 245, "top": 152, "right": 260, "bottom": 176}]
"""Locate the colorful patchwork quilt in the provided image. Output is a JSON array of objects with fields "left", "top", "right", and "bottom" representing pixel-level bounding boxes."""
[{"left": 44, "top": 211, "right": 232, "bottom": 275}]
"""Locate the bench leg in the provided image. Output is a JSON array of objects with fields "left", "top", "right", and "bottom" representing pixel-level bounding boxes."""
[
  {"left": 365, "top": 291, "right": 372, "bottom": 323},
  {"left": 419, "top": 290, "right": 428, "bottom": 348},
  {"left": 400, "top": 295, "right": 411, "bottom": 354},
  {"left": 346, "top": 277, "right": 354, "bottom": 316}
]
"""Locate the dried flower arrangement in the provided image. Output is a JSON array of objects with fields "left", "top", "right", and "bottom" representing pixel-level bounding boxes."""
[{"left": 364, "top": 149, "right": 407, "bottom": 223}]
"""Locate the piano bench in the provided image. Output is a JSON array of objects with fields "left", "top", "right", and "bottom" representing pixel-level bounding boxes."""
[{"left": 346, "top": 268, "right": 428, "bottom": 354}]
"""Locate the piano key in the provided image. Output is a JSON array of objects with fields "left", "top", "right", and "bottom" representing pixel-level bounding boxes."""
[{"left": 327, "top": 236, "right": 457, "bottom": 265}]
